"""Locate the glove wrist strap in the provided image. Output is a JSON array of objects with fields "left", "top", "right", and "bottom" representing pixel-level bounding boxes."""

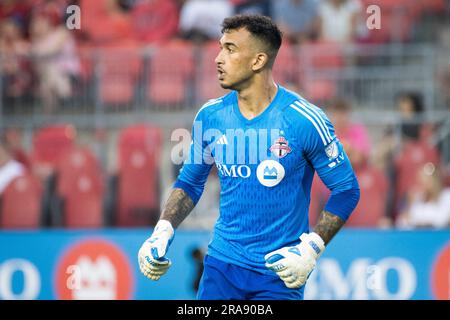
[
  {"left": 154, "top": 220, "right": 174, "bottom": 238},
  {"left": 299, "top": 232, "right": 325, "bottom": 258}
]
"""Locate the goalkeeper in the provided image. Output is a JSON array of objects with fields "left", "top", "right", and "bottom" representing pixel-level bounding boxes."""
[{"left": 138, "top": 14, "right": 360, "bottom": 300}]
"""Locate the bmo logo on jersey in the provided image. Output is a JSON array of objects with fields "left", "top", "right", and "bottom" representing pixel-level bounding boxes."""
[
  {"left": 216, "top": 160, "right": 286, "bottom": 187},
  {"left": 216, "top": 163, "right": 251, "bottom": 178},
  {"left": 257, "top": 160, "right": 285, "bottom": 187}
]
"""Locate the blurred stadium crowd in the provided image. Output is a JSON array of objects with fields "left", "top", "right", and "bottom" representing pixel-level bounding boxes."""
[{"left": 0, "top": 0, "right": 450, "bottom": 230}]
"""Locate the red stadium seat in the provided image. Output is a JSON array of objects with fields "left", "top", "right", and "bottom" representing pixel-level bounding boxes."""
[
  {"left": 116, "top": 125, "right": 162, "bottom": 226},
  {"left": 302, "top": 80, "right": 338, "bottom": 102},
  {"left": 147, "top": 40, "right": 194, "bottom": 105},
  {"left": 32, "top": 124, "right": 77, "bottom": 171},
  {"left": 346, "top": 166, "right": 388, "bottom": 227},
  {"left": 56, "top": 146, "right": 101, "bottom": 197},
  {"left": 309, "top": 165, "right": 388, "bottom": 228},
  {"left": 0, "top": 174, "right": 43, "bottom": 229},
  {"left": 273, "top": 42, "right": 298, "bottom": 87},
  {"left": 371, "top": 11, "right": 414, "bottom": 43},
  {"left": 394, "top": 140, "right": 441, "bottom": 210},
  {"left": 301, "top": 42, "right": 344, "bottom": 69},
  {"left": 62, "top": 171, "right": 104, "bottom": 228},
  {"left": 97, "top": 42, "right": 142, "bottom": 105},
  {"left": 298, "top": 42, "right": 344, "bottom": 101},
  {"left": 53, "top": 146, "right": 104, "bottom": 228},
  {"left": 197, "top": 41, "right": 229, "bottom": 103}
]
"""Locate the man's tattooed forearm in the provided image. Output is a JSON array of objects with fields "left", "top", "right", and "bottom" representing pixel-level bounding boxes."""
[
  {"left": 313, "top": 210, "right": 345, "bottom": 245},
  {"left": 160, "top": 188, "right": 195, "bottom": 228}
]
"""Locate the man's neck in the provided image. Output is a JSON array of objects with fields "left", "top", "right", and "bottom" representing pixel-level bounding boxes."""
[{"left": 237, "top": 78, "right": 278, "bottom": 120}]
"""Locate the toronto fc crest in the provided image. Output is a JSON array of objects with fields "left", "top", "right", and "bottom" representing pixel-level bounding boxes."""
[{"left": 270, "top": 136, "right": 292, "bottom": 158}]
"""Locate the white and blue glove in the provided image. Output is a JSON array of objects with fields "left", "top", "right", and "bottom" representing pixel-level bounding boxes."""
[
  {"left": 138, "top": 220, "right": 174, "bottom": 281},
  {"left": 264, "top": 232, "right": 325, "bottom": 289}
]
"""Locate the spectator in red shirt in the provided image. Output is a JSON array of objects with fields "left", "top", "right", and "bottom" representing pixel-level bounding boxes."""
[
  {"left": 131, "top": 0, "right": 179, "bottom": 44},
  {"left": 80, "top": 0, "right": 133, "bottom": 45}
]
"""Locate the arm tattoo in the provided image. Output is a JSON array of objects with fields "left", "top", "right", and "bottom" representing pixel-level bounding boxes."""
[
  {"left": 313, "top": 210, "right": 345, "bottom": 245},
  {"left": 160, "top": 188, "right": 195, "bottom": 228}
]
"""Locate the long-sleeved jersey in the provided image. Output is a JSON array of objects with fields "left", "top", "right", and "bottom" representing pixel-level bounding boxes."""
[{"left": 175, "top": 84, "right": 360, "bottom": 274}]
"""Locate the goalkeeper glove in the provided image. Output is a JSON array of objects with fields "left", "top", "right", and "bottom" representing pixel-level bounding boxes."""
[
  {"left": 264, "top": 232, "right": 325, "bottom": 289},
  {"left": 138, "top": 220, "right": 174, "bottom": 281}
]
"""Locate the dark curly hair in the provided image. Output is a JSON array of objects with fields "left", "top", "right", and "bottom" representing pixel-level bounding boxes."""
[{"left": 221, "top": 14, "right": 283, "bottom": 68}]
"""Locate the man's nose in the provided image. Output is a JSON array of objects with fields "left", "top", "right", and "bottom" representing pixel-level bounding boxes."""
[{"left": 215, "top": 51, "right": 223, "bottom": 65}]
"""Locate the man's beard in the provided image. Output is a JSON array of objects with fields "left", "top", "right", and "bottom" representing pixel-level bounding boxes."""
[
  {"left": 219, "top": 82, "right": 234, "bottom": 90},
  {"left": 219, "top": 74, "right": 251, "bottom": 91}
]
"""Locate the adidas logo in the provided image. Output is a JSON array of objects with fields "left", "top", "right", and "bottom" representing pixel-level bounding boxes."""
[{"left": 216, "top": 135, "right": 228, "bottom": 145}]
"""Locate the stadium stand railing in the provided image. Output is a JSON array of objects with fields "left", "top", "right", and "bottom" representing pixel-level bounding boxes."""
[{"left": 0, "top": 42, "right": 446, "bottom": 118}]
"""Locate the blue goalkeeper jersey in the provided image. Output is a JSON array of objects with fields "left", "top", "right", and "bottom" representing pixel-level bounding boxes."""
[{"left": 174, "top": 84, "right": 358, "bottom": 275}]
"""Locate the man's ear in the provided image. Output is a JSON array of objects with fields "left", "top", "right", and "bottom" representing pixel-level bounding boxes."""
[{"left": 252, "top": 52, "right": 270, "bottom": 72}]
